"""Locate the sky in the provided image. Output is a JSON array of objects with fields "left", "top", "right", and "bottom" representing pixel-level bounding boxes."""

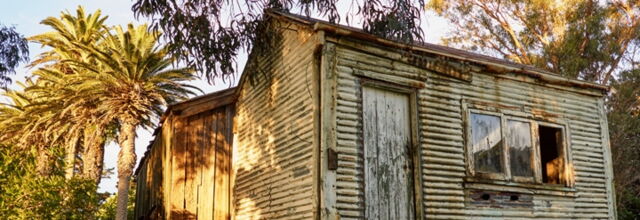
[{"left": 0, "top": 0, "right": 450, "bottom": 194}]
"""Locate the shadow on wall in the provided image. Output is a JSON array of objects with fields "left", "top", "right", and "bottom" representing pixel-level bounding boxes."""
[
  {"left": 154, "top": 19, "right": 317, "bottom": 219},
  {"left": 231, "top": 21, "right": 285, "bottom": 219},
  {"left": 169, "top": 209, "right": 197, "bottom": 220},
  {"left": 168, "top": 107, "right": 233, "bottom": 219},
  {"left": 232, "top": 21, "right": 317, "bottom": 218}
]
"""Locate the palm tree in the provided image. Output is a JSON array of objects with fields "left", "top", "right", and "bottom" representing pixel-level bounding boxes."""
[
  {"left": 28, "top": 6, "right": 110, "bottom": 182},
  {"left": 0, "top": 80, "right": 72, "bottom": 176},
  {"left": 71, "top": 24, "right": 198, "bottom": 220}
]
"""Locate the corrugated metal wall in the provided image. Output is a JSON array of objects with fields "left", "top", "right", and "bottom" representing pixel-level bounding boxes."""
[
  {"left": 232, "top": 21, "right": 321, "bottom": 219},
  {"left": 324, "top": 38, "right": 614, "bottom": 219},
  {"left": 134, "top": 104, "right": 235, "bottom": 219}
]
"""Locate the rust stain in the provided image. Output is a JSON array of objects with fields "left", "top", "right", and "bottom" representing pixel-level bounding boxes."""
[
  {"left": 467, "top": 100, "right": 521, "bottom": 111},
  {"left": 405, "top": 53, "right": 472, "bottom": 82},
  {"left": 531, "top": 108, "right": 559, "bottom": 119}
]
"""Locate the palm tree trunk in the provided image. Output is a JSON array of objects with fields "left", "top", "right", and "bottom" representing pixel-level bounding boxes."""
[
  {"left": 65, "top": 135, "right": 80, "bottom": 179},
  {"left": 35, "top": 145, "right": 52, "bottom": 176},
  {"left": 116, "top": 121, "right": 137, "bottom": 220},
  {"left": 82, "top": 128, "right": 105, "bottom": 185},
  {"left": 83, "top": 141, "right": 105, "bottom": 184}
]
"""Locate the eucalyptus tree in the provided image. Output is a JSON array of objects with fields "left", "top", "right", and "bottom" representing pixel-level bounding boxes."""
[
  {"left": 132, "top": 0, "right": 426, "bottom": 83},
  {"left": 0, "top": 25, "right": 29, "bottom": 86},
  {"left": 427, "top": 0, "right": 640, "bottom": 84},
  {"left": 71, "top": 24, "right": 198, "bottom": 220}
]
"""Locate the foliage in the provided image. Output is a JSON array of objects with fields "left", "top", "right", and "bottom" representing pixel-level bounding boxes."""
[
  {"left": 132, "top": 0, "right": 426, "bottom": 83},
  {"left": 96, "top": 187, "right": 136, "bottom": 220},
  {"left": 1, "top": 6, "right": 198, "bottom": 219},
  {"left": 427, "top": 0, "right": 640, "bottom": 84},
  {"left": 608, "top": 69, "right": 640, "bottom": 218},
  {"left": 69, "top": 24, "right": 199, "bottom": 130},
  {"left": 0, "top": 144, "right": 101, "bottom": 219},
  {"left": 0, "top": 7, "right": 115, "bottom": 183},
  {"left": 618, "top": 188, "right": 640, "bottom": 220},
  {"left": 0, "top": 25, "right": 29, "bottom": 86},
  {"left": 65, "top": 22, "right": 198, "bottom": 219}
]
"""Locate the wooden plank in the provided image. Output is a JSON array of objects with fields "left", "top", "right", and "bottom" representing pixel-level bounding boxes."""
[
  {"left": 195, "top": 113, "right": 205, "bottom": 219},
  {"left": 363, "top": 86, "right": 415, "bottom": 220},
  {"left": 363, "top": 86, "right": 380, "bottom": 220},
  {"left": 170, "top": 118, "right": 187, "bottom": 218},
  {"left": 214, "top": 109, "right": 231, "bottom": 219},
  {"left": 310, "top": 35, "right": 322, "bottom": 220},
  {"left": 151, "top": 140, "right": 163, "bottom": 211},
  {"left": 199, "top": 110, "right": 218, "bottom": 220},
  {"left": 170, "top": 88, "right": 236, "bottom": 115},
  {"left": 184, "top": 115, "right": 203, "bottom": 219},
  {"left": 320, "top": 42, "right": 339, "bottom": 219},
  {"left": 162, "top": 117, "right": 174, "bottom": 218},
  {"left": 134, "top": 161, "right": 147, "bottom": 218},
  {"left": 353, "top": 69, "right": 426, "bottom": 88},
  {"left": 177, "top": 93, "right": 237, "bottom": 119}
]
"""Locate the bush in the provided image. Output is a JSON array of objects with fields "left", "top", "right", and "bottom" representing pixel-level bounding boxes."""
[
  {"left": 0, "top": 145, "right": 100, "bottom": 219},
  {"left": 96, "top": 187, "right": 136, "bottom": 220}
]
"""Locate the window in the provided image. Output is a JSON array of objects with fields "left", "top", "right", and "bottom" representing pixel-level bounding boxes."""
[
  {"left": 467, "top": 111, "right": 570, "bottom": 186},
  {"left": 538, "top": 125, "right": 566, "bottom": 185},
  {"left": 507, "top": 120, "right": 533, "bottom": 178},
  {"left": 470, "top": 113, "right": 503, "bottom": 174}
]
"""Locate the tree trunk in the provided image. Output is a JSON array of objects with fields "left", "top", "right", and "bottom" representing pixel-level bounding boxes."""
[
  {"left": 82, "top": 128, "right": 105, "bottom": 185},
  {"left": 35, "top": 146, "right": 52, "bottom": 176},
  {"left": 115, "top": 121, "right": 137, "bottom": 220},
  {"left": 65, "top": 135, "right": 80, "bottom": 179},
  {"left": 82, "top": 141, "right": 105, "bottom": 184}
]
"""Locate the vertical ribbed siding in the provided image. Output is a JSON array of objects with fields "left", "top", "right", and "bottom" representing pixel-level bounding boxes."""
[
  {"left": 232, "top": 24, "right": 319, "bottom": 219},
  {"left": 134, "top": 155, "right": 149, "bottom": 218},
  {"left": 329, "top": 40, "right": 612, "bottom": 219},
  {"left": 134, "top": 130, "right": 165, "bottom": 219}
]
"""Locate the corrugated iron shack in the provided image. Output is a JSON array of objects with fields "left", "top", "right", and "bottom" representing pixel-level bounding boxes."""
[{"left": 134, "top": 10, "right": 616, "bottom": 219}]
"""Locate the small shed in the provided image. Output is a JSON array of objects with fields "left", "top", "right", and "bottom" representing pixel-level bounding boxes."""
[
  {"left": 134, "top": 88, "right": 236, "bottom": 219},
  {"left": 134, "top": 10, "right": 616, "bottom": 219}
]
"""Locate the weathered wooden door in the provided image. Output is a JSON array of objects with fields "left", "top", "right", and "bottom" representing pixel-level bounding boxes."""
[{"left": 363, "top": 86, "right": 415, "bottom": 220}]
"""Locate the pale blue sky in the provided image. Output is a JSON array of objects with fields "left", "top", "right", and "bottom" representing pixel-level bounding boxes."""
[{"left": 0, "top": 0, "right": 449, "bottom": 194}]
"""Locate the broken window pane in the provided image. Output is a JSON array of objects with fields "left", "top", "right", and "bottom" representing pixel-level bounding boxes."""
[
  {"left": 507, "top": 120, "right": 533, "bottom": 177},
  {"left": 539, "top": 126, "right": 565, "bottom": 184},
  {"left": 470, "top": 113, "right": 503, "bottom": 174}
]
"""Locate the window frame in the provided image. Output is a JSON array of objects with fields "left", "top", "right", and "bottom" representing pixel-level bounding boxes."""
[
  {"left": 466, "top": 109, "right": 508, "bottom": 181},
  {"left": 535, "top": 121, "right": 572, "bottom": 186},
  {"left": 504, "top": 116, "right": 537, "bottom": 184},
  {"left": 464, "top": 105, "right": 573, "bottom": 187}
]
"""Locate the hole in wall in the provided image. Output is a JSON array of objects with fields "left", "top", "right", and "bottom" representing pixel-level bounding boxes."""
[
  {"left": 481, "top": 193, "right": 491, "bottom": 200},
  {"left": 510, "top": 195, "right": 519, "bottom": 201}
]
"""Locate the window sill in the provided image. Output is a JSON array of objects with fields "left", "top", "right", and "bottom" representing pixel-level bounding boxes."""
[{"left": 464, "top": 176, "right": 576, "bottom": 197}]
